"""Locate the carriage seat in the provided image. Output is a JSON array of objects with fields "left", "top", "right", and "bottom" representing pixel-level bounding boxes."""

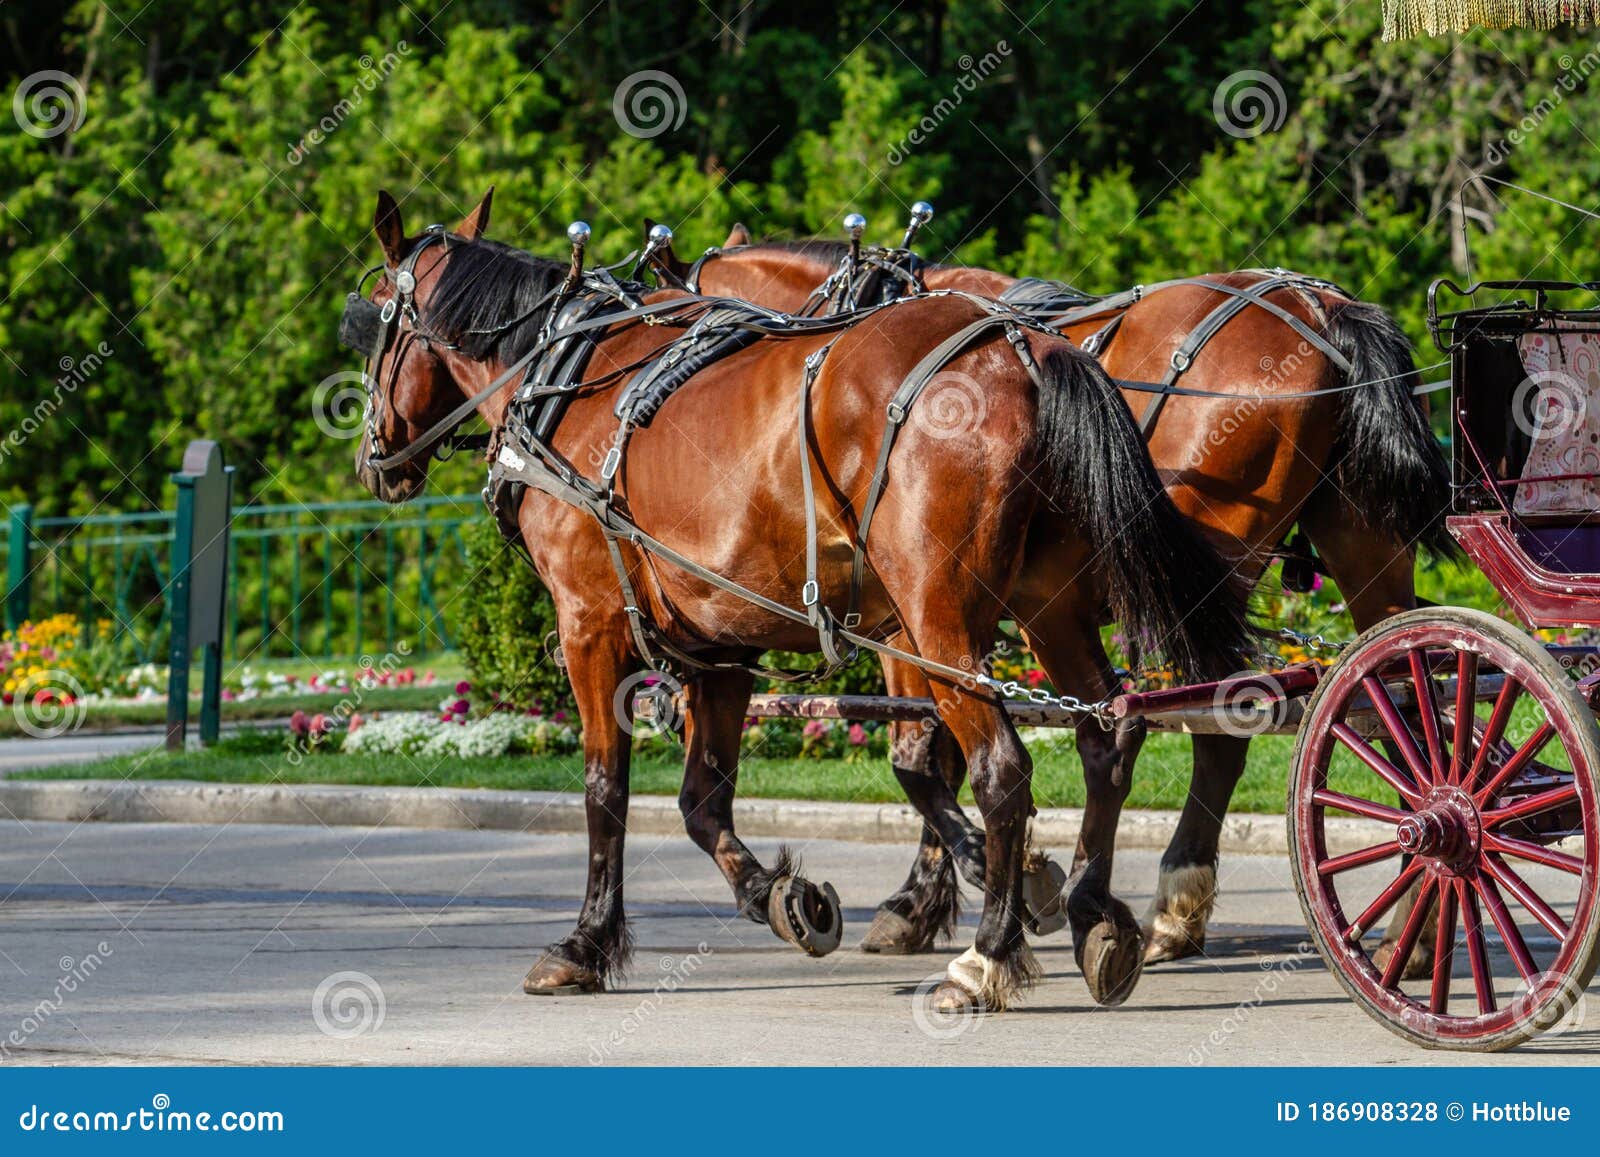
[{"left": 1512, "top": 323, "right": 1600, "bottom": 516}]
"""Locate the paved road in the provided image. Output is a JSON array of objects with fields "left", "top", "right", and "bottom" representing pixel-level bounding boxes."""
[{"left": 0, "top": 819, "right": 1595, "bottom": 1066}]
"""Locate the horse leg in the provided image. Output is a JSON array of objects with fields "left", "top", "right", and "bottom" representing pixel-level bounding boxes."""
[
  {"left": 1301, "top": 492, "right": 1435, "bottom": 979},
  {"left": 1021, "top": 602, "right": 1149, "bottom": 1006},
  {"left": 861, "top": 651, "right": 983, "bottom": 955},
  {"left": 524, "top": 628, "right": 637, "bottom": 994},
  {"left": 679, "top": 668, "right": 844, "bottom": 957},
  {"left": 1144, "top": 733, "right": 1249, "bottom": 963}
]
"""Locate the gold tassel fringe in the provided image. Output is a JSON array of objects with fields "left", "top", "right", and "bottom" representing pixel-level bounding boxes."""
[{"left": 1382, "top": 0, "right": 1600, "bottom": 40}]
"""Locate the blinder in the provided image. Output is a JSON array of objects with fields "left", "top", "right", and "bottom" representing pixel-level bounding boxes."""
[{"left": 339, "top": 291, "right": 393, "bottom": 362}]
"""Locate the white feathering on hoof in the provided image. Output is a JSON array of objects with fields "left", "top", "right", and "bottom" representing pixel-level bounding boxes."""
[
  {"left": 1145, "top": 864, "right": 1218, "bottom": 944},
  {"left": 944, "top": 944, "right": 1039, "bottom": 1011}
]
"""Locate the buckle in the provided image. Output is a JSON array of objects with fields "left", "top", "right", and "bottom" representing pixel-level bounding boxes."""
[
  {"left": 380, "top": 299, "right": 398, "bottom": 324},
  {"left": 601, "top": 446, "right": 622, "bottom": 479},
  {"left": 842, "top": 612, "right": 861, "bottom": 629}
]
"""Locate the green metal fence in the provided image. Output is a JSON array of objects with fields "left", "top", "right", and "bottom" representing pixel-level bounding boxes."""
[{"left": 3, "top": 494, "right": 481, "bottom": 663}]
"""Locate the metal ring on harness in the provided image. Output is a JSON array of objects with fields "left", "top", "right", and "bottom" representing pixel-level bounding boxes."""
[{"left": 1170, "top": 349, "right": 1192, "bottom": 373}]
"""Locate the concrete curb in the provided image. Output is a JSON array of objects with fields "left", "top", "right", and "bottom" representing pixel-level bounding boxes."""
[{"left": 0, "top": 779, "right": 1387, "bottom": 855}]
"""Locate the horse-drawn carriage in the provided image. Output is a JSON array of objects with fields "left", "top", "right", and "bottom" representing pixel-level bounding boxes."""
[{"left": 339, "top": 181, "right": 1599, "bottom": 1054}]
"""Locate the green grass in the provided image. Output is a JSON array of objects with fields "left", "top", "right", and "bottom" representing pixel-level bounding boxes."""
[{"left": 14, "top": 727, "right": 1303, "bottom": 812}]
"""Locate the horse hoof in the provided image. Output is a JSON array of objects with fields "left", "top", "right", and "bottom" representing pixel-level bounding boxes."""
[
  {"left": 767, "top": 876, "right": 843, "bottom": 957},
  {"left": 1372, "top": 937, "right": 1433, "bottom": 981},
  {"left": 1022, "top": 854, "right": 1069, "bottom": 937},
  {"left": 1142, "top": 913, "right": 1206, "bottom": 965},
  {"left": 522, "top": 953, "right": 602, "bottom": 995},
  {"left": 860, "top": 907, "right": 931, "bottom": 955},
  {"left": 1076, "top": 918, "right": 1145, "bottom": 1006},
  {"left": 931, "top": 978, "right": 987, "bottom": 1014}
]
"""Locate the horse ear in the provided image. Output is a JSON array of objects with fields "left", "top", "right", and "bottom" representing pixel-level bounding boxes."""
[
  {"left": 456, "top": 186, "right": 494, "bottom": 240},
  {"left": 374, "top": 190, "right": 406, "bottom": 265},
  {"left": 722, "top": 223, "right": 752, "bottom": 248}
]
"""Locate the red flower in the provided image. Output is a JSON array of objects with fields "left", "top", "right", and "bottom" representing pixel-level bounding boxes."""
[
  {"left": 848, "top": 723, "right": 868, "bottom": 746},
  {"left": 289, "top": 709, "right": 310, "bottom": 737},
  {"left": 451, "top": 698, "right": 470, "bottom": 715},
  {"left": 455, "top": 680, "right": 472, "bottom": 695}
]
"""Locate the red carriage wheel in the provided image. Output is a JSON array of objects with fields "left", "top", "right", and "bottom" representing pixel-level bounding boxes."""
[{"left": 1289, "top": 607, "right": 1600, "bottom": 1050}]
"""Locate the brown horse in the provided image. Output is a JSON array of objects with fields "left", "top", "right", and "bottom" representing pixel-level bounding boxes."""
[
  {"left": 655, "top": 226, "right": 1453, "bottom": 972},
  {"left": 348, "top": 189, "right": 1252, "bottom": 1012}
]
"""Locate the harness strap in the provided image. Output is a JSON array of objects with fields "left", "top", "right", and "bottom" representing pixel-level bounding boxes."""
[{"left": 798, "top": 340, "right": 851, "bottom": 669}]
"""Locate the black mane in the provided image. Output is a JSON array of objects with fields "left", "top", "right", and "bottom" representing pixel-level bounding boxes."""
[{"left": 422, "top": 237, "right": 567, "bottom": 361}]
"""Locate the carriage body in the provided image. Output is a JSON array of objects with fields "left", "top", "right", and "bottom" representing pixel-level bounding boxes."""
[
  {"left": 1276, "top": 279, "right": 1600, "bottom": 1051},
  {"left": 1435, "top": 277, "right": 1600, "bottom": 628}
]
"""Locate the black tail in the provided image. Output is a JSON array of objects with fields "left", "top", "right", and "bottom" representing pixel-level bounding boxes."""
[
  {"left": 1033, "top": 343, "right": 1252, "bottom": 682},
  {"left": 1323, "top": 298, "right": 1459, "bottom": 561}
]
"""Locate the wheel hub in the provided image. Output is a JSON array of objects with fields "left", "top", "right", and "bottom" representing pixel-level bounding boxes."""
[{"left": 1396, "top": 785, "right": 1480, "bottom": 876}]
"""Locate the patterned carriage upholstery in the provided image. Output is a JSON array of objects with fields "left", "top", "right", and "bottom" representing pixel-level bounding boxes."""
[{"left": 1513, "top": 323, "right": 1600, "bottom": 514}]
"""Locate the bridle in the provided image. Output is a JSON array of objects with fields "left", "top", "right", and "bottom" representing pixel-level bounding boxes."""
[{"left": 339, "top": 226, "right": 575, "bottom": 472}]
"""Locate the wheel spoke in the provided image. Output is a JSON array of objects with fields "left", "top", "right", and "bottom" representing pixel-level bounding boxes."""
[
  {"left": 1475, "top": 871, "right": 1539, "bottom": 982},
  {"left": 1318, "top": 841, "right": 1401, "bottom": 877},
  {"left": 1475, "top": 723, "right": 1557, "bottom": 807},
  {"left": 1430, "top": 880, "right": 1459, "bottom": 1014},
  {"left": 1332, "top": 722, "right": 1423, "bottom": 807},
  {"left": 1482, "top": 831, "right": 1585, "bottom": 875},
  {"left": 1381, "top": 876, "right": 1438, "bottom": 989},
  {"left": 1458, "top": 879, "right": 1497, "bottom": 1015},
  {"left": 1482, "top": 781, "right": 1577, "bottom": 830},
  {"left": 1409, "top": 649, "right": 1448, "bottom": 785},
  {"left": 1483, "top": 855, "right": 1570, "bottom": 941},
  {"left": 1311, "top": 789, "right": 1409, "bottom": 825},
  {"left": 1363, "top": 674, "right": 1434, "bottom": 789},
  {"left": 1451, "top": 650, "right": 1479, "bottom": 785},
  {"left": 1345, "top": 860, "right": 1425, "bottom": 942},
  {"left": 1466, "top": 676, "right": 1521, "bottom": 792}
]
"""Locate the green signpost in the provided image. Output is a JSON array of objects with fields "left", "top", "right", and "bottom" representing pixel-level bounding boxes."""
[{"left": 166, "top": 441, "right": 234, "bottom": 751}]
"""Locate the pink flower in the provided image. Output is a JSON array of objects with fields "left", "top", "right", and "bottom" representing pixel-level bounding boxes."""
[
  {"left": 848, "top": 723, "right": 868, "bottom": 746},
  {"left": 221, "top": 689, "right": 237, "bottom": 702},
  {"left": 289, "top": 710, "right": 309, "bottom": 738},
  {"left": 451, "top": 699, "right": 470, "bottom": 715},
  {"left": 802, "top": 719, "right": 828, "bottom": 739},
  {"left": 309, "top": 713, "right": 329, "bottom": 735},
  {"left": 439, "top": 713, "right": 455, "bottom": 724},
  {"left": 348, "top": 713, "right": 365, "bottom": 733},
  {"left": 455, "top": 680, "right": 472, "bottom": 695},
  {"left": 553, "top": 711, "right": 567, "bottom": 723}
]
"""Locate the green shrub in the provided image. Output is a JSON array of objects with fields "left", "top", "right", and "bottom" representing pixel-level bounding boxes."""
[{"left": 457, "top": 520, "right": 575, "bottom": 714}]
